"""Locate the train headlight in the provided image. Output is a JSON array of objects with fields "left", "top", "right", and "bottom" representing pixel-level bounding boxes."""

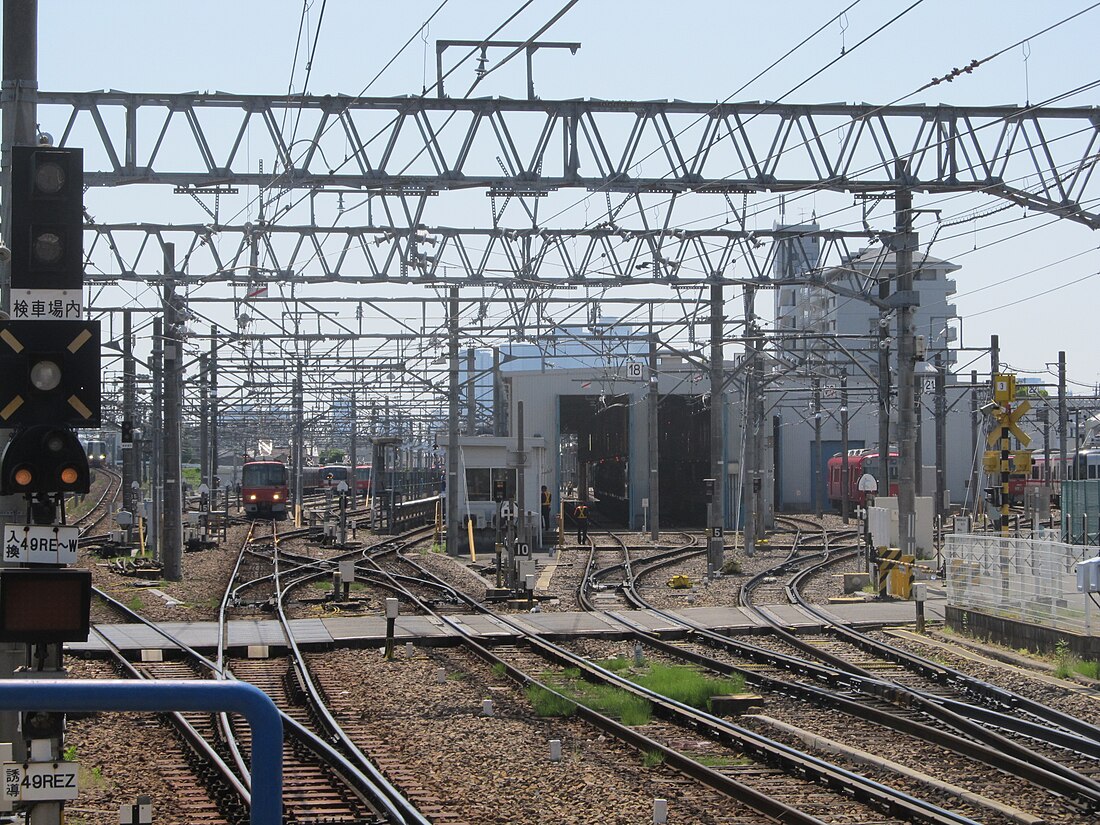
[
  {"left": 272, "top": 493, "right": 281, "bottom": 500},
  {"left": 249, "top": 493, "right": 257, "bottom": 501}
]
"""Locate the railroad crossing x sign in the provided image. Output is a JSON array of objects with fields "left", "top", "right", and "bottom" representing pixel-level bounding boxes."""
[{"left": 986, "top": 400, "right": 1032, "bottom": 447}]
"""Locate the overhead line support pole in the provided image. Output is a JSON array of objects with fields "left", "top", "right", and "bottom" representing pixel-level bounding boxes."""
[
  {"left": 648, "top": 320, "right": 659, "bottom": 541},
  {"left": 895, "top": 163, "right": 917, "bottom": 561},
  {"left": 162, "top": 245, "right": 183, "bottom": 581},
  {"left": 708, "top": 282, "right": 724, "bottom": 576},
  {"left": 447, "top": 288, "right": 460, "bottom": 556}
]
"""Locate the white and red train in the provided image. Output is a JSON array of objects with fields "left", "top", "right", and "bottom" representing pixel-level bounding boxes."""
[
  {"left": 826, "top": 448, "right": 899, "bottom": 508},
  {"left": 240, "top": 460, "right": 290, "bottom": 518}
]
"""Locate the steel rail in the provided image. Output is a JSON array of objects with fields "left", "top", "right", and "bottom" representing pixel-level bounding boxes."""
[
  {"left": 736, "top": 527, "right": 1100, "bottom": 807},
  {"left": 783, "top": 542, "right": 1100, "bottom": 751},
  {"left": 367, "top": 546, "right": 986, "bottom": 825}
]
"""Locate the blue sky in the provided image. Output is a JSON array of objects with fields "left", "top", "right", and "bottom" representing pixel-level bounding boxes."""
[{"left": 18, "top": 1, "right": 1100, "bottom": 391}]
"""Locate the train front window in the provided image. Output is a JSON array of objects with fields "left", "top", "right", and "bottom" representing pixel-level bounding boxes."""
[{"left": 243, "top": 464, "right": 287, "bottom": 486}]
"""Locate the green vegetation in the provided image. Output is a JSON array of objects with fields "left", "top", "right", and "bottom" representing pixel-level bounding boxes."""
[
  {"left": 526, "top": 685, "right": 577, "bottom": 717},
  {"left": 1054, "top": 639, "right": 1075, "bottom": 679},
  {"left": 695, "top": 753, "right": 754, "bottom": 767},
  {"left": 126, "top": 595, "right": 145, "bottom": 612},
  {"left": 721, "top": 559, "right": 743, "bottom": 575},
  {"left": 531, "top": 657, "right": 745, "bottom": 726},
  {"left": 1076, "top": 659, "right": 1100, "bottom": 679},
  {"left": 62, "top": 745, "right": 78, "bottom": 761},
  {"left": 642, "top": 750, "right": 665, "bottom": 767},
  {"left": 1054, "top": 639, "right": 1100, "bottom": 680},
  {"left": 319, "top": 448, "right": 345, "bottom": 464},
  {"left": 182, "top": 466, "right": 201, "bottom": 487},
  {"left": 629, "top": 662, "right": 745, "bottom": 710},
  {"left": 492, "top": 662, "right": 507, "bottom": 678}
]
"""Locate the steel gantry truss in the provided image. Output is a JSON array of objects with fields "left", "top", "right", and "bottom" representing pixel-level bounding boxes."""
[
  {"left": 42, "top": 93, "right": 1100, "bottom": 230},
  {"left": 34, "top": 89, "right": 1100, "bottom": 557}
]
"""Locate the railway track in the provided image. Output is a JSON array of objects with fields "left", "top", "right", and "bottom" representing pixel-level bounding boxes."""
[
  {"left": 358, "top": 536, "right": 1000, "bottom": 825},
  {"left": 81, "top": 520, "right": 438, "bottom": 825}
]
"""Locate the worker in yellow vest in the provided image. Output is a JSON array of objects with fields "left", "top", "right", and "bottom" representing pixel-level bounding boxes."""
[
  {"left": 573, "top": 502, "right": 590, "bottom": 543},
  {"left": 541, "top": 485, "right": 552, "bottom": 530}
]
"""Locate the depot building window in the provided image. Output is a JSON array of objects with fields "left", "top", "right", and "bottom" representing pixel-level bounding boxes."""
[{"left": 466, "top": 468, "right": 517, "bottom": 500}]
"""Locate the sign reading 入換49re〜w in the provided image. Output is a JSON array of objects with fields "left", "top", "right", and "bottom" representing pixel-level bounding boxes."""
[{"left": 1, "top": 525, "right": 78, "bottom": 565}]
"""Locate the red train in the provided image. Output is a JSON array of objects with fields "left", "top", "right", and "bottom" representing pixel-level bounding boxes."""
[
  {"left": 355, "top": 464, "right": 372, "bottom": 496},
  {"left": 241, "top": 460, "right": 289, "bottom": 518},
  {"left": 826, "top": 449, "right": 899, "bottom": 508},
  {"left": 301, "top": 464, "right": 351, "bottom": 493}
]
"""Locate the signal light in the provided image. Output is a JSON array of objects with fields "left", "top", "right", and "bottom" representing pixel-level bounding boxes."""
[
  {"left": 9, "top": 146, "right": 84, "bottom": 293},
  {"left": 22, "top": 710, "right": 64, "bottom": 741},
  {"left": 0, "top": 425, "right": 89, "bottom": 495},
  {"left": 0, "top": 320, "right": 100, "bottom": 427}
]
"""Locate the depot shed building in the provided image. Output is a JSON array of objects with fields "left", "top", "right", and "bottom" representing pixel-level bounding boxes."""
[{"left": 457, "top": 352, "right": 986, "bottom": 535}]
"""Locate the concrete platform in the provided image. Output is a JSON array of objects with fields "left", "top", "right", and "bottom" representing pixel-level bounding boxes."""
[{"left": 70, "top": 595, "right": 948, "bottom": 654}]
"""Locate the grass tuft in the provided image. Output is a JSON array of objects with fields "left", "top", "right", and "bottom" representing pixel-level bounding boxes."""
[
  {"left": 526, "top": 685, "right": 577, "bottom": 717},
  {"left": 630, "top": 662, "right": 745, "bottom": 710},
  {"left": 642, "top": 750, "right": 665, "bottom": 767}
]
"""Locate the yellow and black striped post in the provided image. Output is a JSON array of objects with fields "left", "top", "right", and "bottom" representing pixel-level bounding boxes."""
[
  {"left": 987, "top": 374, "right": 1031, "bottom": 536},
  {"left": 877, "top": 548, "right": 902, "bottom": 600}
]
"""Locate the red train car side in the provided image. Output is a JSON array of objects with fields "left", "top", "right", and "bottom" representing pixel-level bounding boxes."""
[
  {"left": 355, "top": 464, "right": 372, "bottom": 496},
  {"left": 826, "top": 449, "right": 899, "bottom": 508},
  {"left": 241, "top": 460, "right": 289, "bottom": 518}
]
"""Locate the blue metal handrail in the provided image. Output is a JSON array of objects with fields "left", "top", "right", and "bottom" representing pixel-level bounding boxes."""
[{"left": 0, "top": 679, "right": 282, "bottom": 825}]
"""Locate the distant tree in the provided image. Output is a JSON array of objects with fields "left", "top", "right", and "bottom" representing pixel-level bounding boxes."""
[{"left": 319, "top": 448, "right": 346, "bottom": 464}]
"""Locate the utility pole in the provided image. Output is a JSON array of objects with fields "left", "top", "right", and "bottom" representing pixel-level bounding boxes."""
[
  {"left": 446, "top": 288, "right": 460, "bottom": 556},
  {"left": 466, "top": 347, "right": 476, "bottom": 435},
  {"left": 840, "top": 373, "right": 850, "bottom": 523},
  {"left": 1058, "top": 351, "right": 1068, "bottom": 476},
  {"left": 812, "top": 377, "right": 822, "bottom": 517},
  {"left": 516, "top": 399, "right": 526, "bottom": 561},
  {"left": 209, "top": 327, "right": 219, "bottom": 493},
  {"left": 647, "top": 322, "right": 659, "bottom": 540},
  {"left": 151, "top": 317, "right": 163, "bottom": 559},
  {"left": 349, "top": 387, "right": 358, "bottom": 508},
  {"left": 707, "top": 283, "right": 724, "bottom": 575},
  {"left": 292, "top": 364, "right": 304, "bottom": 525},
  {"left": 877, "top": 262, "right": 892, "bottom": 494},
  {"left": 199, "top": 354, "right": 209, "bottom": 486},
  {"left": 934, "top": 352, "right": 947, "bottom": 523},
  {"left": 743, "top": 285, "right": 763, "bottom": 556},
  {"left": 493, "top": 348, "right": 506, "bottom": 436},
  {"left": 894, "top": 163, "right": 918, "bottom": 560},
  {"left": 122, "top": 310, "right": 137, "bottom": 519},
  {"left": 162, "top": 247, "right": 183, "bottom": 581},
  {"left": 914, "top": 371, "right": 924, "bottom": 497},
  {"left": 969, "top": 370, "right": 979, "bottom": 512}
]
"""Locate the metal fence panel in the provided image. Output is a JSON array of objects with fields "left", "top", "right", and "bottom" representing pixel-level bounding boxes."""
[{"left": 946, "top": 531, "right": 1099, "bottom": 635}]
